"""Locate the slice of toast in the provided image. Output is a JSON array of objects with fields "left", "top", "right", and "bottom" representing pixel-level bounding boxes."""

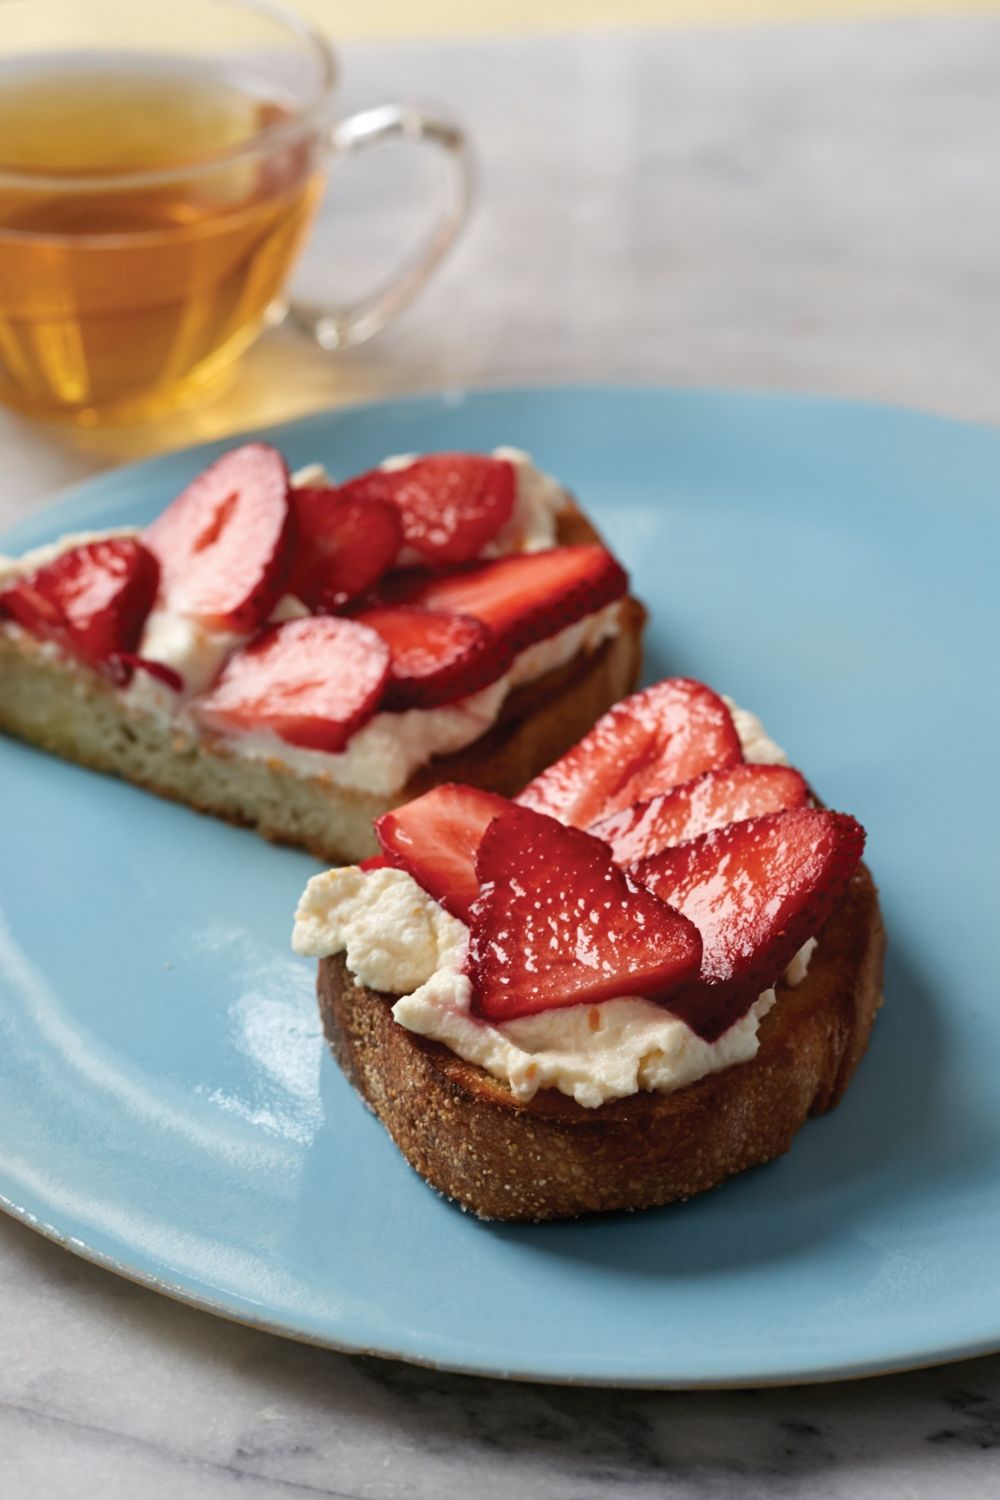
[
  {"left": 317, "top": 863, "right": 884, "bottom": 1221},
  {"left": 0, "top": 506, "right": 645, "bottom": 863}
]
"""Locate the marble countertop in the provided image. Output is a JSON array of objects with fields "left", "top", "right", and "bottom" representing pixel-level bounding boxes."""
[{"left": 4, "top": 13, "right": 1000, "bottom": 1497}]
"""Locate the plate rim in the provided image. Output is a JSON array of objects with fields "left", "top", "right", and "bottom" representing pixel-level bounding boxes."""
[
  {"left": 3, "top": 382, "right": 998, "bottom": 1388},
  {"left": 2, "top": 380, "right": 996, "bottom": 553}
]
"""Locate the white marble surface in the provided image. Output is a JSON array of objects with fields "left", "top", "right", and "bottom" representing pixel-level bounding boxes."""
[{"left": 4, "top": 12, "right": 1000, "bottom": 1497}]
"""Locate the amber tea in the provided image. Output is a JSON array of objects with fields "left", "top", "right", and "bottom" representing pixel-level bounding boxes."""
[{"left": 0, "top": 64, "right": 323, "bottom": 422}]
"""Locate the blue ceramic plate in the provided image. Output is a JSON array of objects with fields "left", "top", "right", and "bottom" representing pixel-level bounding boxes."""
[{"left": 1, "top": 388, "right": 996, "bottom": 1387}]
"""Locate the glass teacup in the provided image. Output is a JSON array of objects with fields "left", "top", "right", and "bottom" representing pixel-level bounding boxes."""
[{"left": 0, "top": 0, "right": 469, "bottom": 424}]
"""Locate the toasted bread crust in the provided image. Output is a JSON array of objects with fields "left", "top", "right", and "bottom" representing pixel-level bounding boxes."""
[
  {"left": 318, "top": 865, "right": 885, "bottom": 1220},
  {"left": 0, "top": 507, "right": 645, "bottom": 864}
]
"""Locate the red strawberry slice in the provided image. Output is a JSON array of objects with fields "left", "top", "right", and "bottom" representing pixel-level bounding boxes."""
[
  {"left": 375, "top": 782, "right": 512, "bottom": 920},
  {"left": 192, "top": 616, "right": 390, "bottom": 752},
  {"left": 287, "top": 486, "right": 402, "bottom": 612},
  {"left": 359, "top": 854, "right": 391, "bottom": 871},
  {"left": 109, "top": 654, "right": 184, "bottom": 692},
  {"left": 518, "top": 678, "right": 742, "bottom": 830},
  {"left": 631, "top": 807, "right": 866, "bottom": 1040},
  {"left": 591, "top": 763, "right": 810, "bottom": 865},
  {"left": 0, "top": 537, "right": 159, "bottom": 675},
  {"left": 338, "top": 454, "right": 516, "bottom": 563},
  {"left": 354, "top": 605, "right": 513, "bottom": 710},
  {"left": 466, "top": 804, "right": 703, "bottom": 1022},
  {"left": 144, "top": 443, "right": 292, "bottom": 631},
  {"left": 398, "top": 545, "right": 628, "bottom": 655}
]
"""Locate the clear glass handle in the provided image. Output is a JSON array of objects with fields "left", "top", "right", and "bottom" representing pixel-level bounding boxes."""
[{"left": 289, "top": 103, "right": 471, "bottom": 352}]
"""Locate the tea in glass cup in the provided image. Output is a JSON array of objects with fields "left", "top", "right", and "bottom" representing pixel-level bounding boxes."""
[{"left": 0, "top": 1, "right": 469, "bottom": 425}]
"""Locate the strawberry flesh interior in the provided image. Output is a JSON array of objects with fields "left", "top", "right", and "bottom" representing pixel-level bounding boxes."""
[
  {"left": 517, "top": 677, "right": 743, "bottom": 829},
  {"left": 337, "top": 454, "right": 516, "bottom": 563},
  {"left": 287, "top": 486, "right": 402, "bottom": 612},
  {"left": 143, "top": 442, "right": 292, "bottom": 632},
  {"left": 590, "top": 763, "right": 809, "bottom": 865},
  {"left": 356, "top": 606, "right": 512, "bottom": 711},
  {"left": 402, "top": 545, "right": 628, "bottom": 655},
  {"left": 193, "top": 615, "right": 390, "bottom": 753}
]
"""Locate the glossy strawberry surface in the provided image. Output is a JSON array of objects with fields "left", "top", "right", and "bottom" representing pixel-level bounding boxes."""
[
  {"left": 356, "top": 606, "right": 512, "bottom": 710},
  {"left": 376, "top": 783, "right": 512, "bottom": 921},
  {"left": 0, "top": 537, "right": 159, "bottom": 673},
  {"left": 338, "top": 454, "right": 516, "bottom": 564},
  {"left": 288, "top": 486, "right": 402, "bottom": 613},
  {"left": 631, "top": 807, "right": 866, "bottom": 1039},
  {"left": 590, "top": 763, "right": 809, "bottom": 865},
  {"left": 518, "top": 678, "right": 742, "bottom": 829},
  {"left": 400, "top": 544, "right": 628, "bottom": 655},
  {"left": 466, "top": 804, "right": 703, "bottom": 1022}
]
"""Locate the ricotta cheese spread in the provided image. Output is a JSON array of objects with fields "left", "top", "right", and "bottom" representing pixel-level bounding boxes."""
[{"left": 291, "top": 705, "right": 818, "bottom": 1108}]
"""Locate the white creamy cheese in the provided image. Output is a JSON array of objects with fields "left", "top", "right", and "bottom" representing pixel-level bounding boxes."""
[
  {"left": 290, "top": 462, "right": 332, "bottom": 489},
  {"left": 137, "top": 609, "right": 246, "bottom": 697},
  {"left": 291, "top": 702, "right": 816, "bottom": 1108},
  {"left": 485, "top": 446, "right": 570, "bottom": 554},
  {"left": 292, "top": 851, "right": 817, "bottom": 1110},
  {"left": 723, "top": 695, "right": 790, "bottom": 766},
  {"left": 294, "top": 865, "right": 469, "bottom": 996}
]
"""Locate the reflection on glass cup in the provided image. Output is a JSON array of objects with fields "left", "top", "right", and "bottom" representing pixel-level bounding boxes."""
[{"left": 0, "top": 0, "right": 470, "bottom": 425}]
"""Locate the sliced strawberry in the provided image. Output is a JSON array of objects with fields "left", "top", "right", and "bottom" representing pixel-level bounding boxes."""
[
  {"left": 631, "top": 807, "right": 866, "bottom": 1040},
  {"left": 354, "top": 605, "right": 513, "bottom": 710},
  {"left": 398, "top": 545, "right": 628, "bottom": 655},
  {"left": 375, "top": 783, "right": 512, "bottom": 920},
  {"left": 338, "top": 454, "right": 515, "bottom": 563},
  {"left": 359, "top": 854, "right": 391, "bottom": 871},
  {"left": 0, "top": 537, "right": 159, "bottom": 674},
  {"left": 591, "top": 764, "right": 810, "bottom": 865},
  {"left": 108, "top": 653, "right": 184, "bottom": 692},
  {"left": 192, "top": 616, "right": 390, "bottom": 753},
  {"left": 518, "top": 677, "right": 742, "bottom": 830},
  {"left": 143, "top": 443, "right": 292, "bottom": 631},
  {"left": 287, "top": 486, "right": 402, "bottom": 612},
  {"left": 466, "top": 804, "right": 703, "bottom": 1022}
]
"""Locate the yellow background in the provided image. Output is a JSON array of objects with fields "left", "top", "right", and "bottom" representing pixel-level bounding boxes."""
[{"left": 296, "top": 0, "right": 1000, "bottom": 39}]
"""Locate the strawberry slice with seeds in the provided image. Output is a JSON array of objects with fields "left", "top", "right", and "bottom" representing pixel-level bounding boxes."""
[
  {"left": 193, "top": 616, "right": 390, "bottom": 752},
  {"left": 399, "top": 545, "right": 628, "bottom": 655},
  {"left": 631, "top": 807, "right": 866, "bottom": 1040},
  {"left": 288, "top": 486, "right": 402, "bottom": 612},
  {"left": 591, "top": 763, "right": 809, "bottom": 865},
  {"left": 467, "top": 804, "right": 702, "bottom": 1022},
  {"left": 339, "top": 454, "right": 516, "bottom": 563},
  {"left": 0, "top": 537, "right": 159, "bottom": 675},
  {"left": 375, "top": 782, "right": 512, "bottom": 920},
  {"left": 354, "top": 605, "right": 513, "bottom": 710},
  {"left": 144, "top": 443, "right": 292, "bottom": 631},
  {"left": 518, "top": 677, "right": 742, "bottom": 829}
]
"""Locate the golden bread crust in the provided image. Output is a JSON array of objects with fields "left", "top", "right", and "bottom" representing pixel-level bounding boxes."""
[
  {"left": 0, "top": 506, "right": 645, "bottom": 863},
  {"left": 318, "top": 865, "right": 885, "bottom": 1220}
]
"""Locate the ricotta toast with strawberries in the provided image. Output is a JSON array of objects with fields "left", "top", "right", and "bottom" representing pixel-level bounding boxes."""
[
  {"left": 294, "top": 679, "right": 885, "bottom": 1221},
  {"left": 0, "top": 444, "right": 644, "bottom": 861}
]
